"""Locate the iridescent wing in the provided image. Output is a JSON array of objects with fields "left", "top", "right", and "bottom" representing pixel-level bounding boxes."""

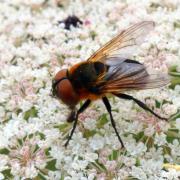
[
  {"left": 94, "top": 59, "right": 170, "bottom": 93},
  {"left": 85, "top": 21, "right": 169, "bottom": 93},
  {"left": 87, "top": 21, "right": 155, "bottom": 62}
]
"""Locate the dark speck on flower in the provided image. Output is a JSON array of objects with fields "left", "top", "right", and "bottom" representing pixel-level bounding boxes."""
[{"left": 58, "top": 15, "right": 83, "bottom": 30}]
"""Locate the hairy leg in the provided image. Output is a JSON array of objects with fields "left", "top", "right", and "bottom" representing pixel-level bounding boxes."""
[
  {"left": 114, "top": 93, "right": 167, "bottom": 121},
  {"left": 102, "top": 97, "right": 124, "bottom": 148}
]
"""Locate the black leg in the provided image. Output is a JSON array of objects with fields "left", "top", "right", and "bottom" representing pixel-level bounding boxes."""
[
  {"left": 64, "top": 99, "right": 91, "bottom": 147},
  {"left": 67, "top": 109, "right": 76, "bottom": 122},
  {"left": 114, "top": 93, "right": 167, "bottom": 121},
  {"left": 102, "top": 97, "right": 124, "bottom": 148}
]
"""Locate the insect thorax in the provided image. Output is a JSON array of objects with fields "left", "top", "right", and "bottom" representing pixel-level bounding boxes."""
[{"left": 69, "top": 62, "right": 106, "bottom": 93}]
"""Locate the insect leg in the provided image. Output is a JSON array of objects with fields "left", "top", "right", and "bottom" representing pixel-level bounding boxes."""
[
  {"left": 67, "top": 109, "right": 77, "bottom": 122},
  {"left": 114, "top": 93, "right": 168, "bottom": 121},
  {"left": 64, "top": 99, "right": 91, "bottom": 147},
  {"left": 102, "top": 97, "right": 124, "bottom": 148}
]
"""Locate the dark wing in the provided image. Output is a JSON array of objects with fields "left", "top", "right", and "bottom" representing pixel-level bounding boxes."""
[
  {"left": 87, "top": 21, "right": 155, "bottom": 63},
  {"left": 95, "top": 58, "right": 169, "bottom": 93},
  {"left": 85, "top": 21, "right": 169, "bottom": 93}
]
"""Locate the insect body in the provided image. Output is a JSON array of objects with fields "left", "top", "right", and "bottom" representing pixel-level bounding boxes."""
[{"left": 52, "top": 21, "right": 169, "bottom": 148}]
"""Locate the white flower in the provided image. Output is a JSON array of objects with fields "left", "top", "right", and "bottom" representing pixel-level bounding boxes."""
[
  {"left": 89, "top": 134, "right": 105, "bottom": 150},
  {"left": 83, "top": 118, "right": 97, "bottom": 130},
  {"left": 161, "top": 169, "right": 180, "bottom": 180},
  {"left": 50, "top": 145, "right": 65, "bottom": 163},
  {"left": 24, "top": 164, "right": 38, "bottom": 179},
  {"left": 126, "top": 142, "right": 147, "bottom": 156},
  {"left": 176, "top": 118, "right": 180, "bottom": 130},
  {"left": 131, "top": 166, "right": 147, "bottom": 180},
  {"left": 0, "top": 173, "right": 4, "bottom": 180},
  {"left": 122, "top": 157, "right": 136, "bottom": 167},
  {"left": 144, "top": 125, "right": 155, "bottom": 137},
  {"left": 11, "top": 25, "right": 25, "bottom": 39},
  {"left": 87, "top": 173, "right": 96, "bottom": 180},
  {"left": 43, "top": 128, "right": 60, "bottom": 145},
  {"left": 154, "top": 133, "right": 167, "bottom": 146},
  {"left": 48, "top": 171, "right": 61, "bottom": 180},
  {"left": 21, "top": 100, "right": 33, "bottom": 112},
  {"left": 66, "top": 170, "right": 86, "bottom": 180},
  {"left": 71, "top": 159, "right": 88, "bottom": 171},
  {"left": 105, "top": 160, "right": 117, "bottom": 171},
  {"left": 7, "top": 135, "right": 47, "bottom": 178},
  {"left": 0, "top": 155, "right": 8, "bottom": 171},
  {"left": 69, "top": 132, "right": 86, "bottom": 147},
  {"left": 169, "top": 139, "right": 180, "bottom": 158},
  {"left": 0, "top": 106, "right": 5, "bottom": 119},
  {"left": 117, "top": 168, "right": 129, "bottom": 179},
  {"left": 145, "top": 147, "right": 163, "bottom": 161},
  {"left": 162, "top": 104, "right": 177, "bottom": 116},
  {"left": 84, "top": 152, "right": 98, "bottom": 162},
  {"left": 105, "top": 133, "right": 122, "bottom": 149},
  {"left": 141, "top": 159, "right": 163, "bottom": 175},
  {"left": 0, "top": 131, "right": 9, "bottom": 148},
  {"left": 126, "top": 120, "right": 143, "bottom": 134},
  {"left": 0, "top": 0, "right": 180, "bottom": 178},
  {"left": 10, "top": 161, "right": 21, "bottom": 176},
  {"left": 23, "top": 0, "right": 45, "bottom": 8}
]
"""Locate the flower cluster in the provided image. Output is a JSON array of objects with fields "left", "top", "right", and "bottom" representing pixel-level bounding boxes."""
[{"left": 0, "top": 0, "right": 180, "bottom": 179}]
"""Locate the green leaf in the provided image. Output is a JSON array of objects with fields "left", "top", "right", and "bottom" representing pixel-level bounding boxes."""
[
  {"left": 45, "top": 147, "right": 51, "bottom": 156},
  {"left": 77, "top": 45, "right": 82, "bottom": 50},
  {"left": 24, "top": 106, "right": 38, "bottom": 121},
  {"left": 169, "top": 65, "right": 180, "bottom": 76},
  {"left": 33, "top": 144, "right": 40, "bottom": 153},
  {"left": 17, "top": 138, "right": 23, "bottom": 146},
  {"left": 0, "top": 148, "right": 9, "bottom": 154},
  {"left": 16, "top": 108, "right": 22, "bottom": 115},
  {"left": 84, "top": 129, "right": 96, "bottom": 138},
  {"left": 2, "top": 169, "right": 13, "bottom": 178},
  {"left": 174, "top": 20, "right": 180, "bottom": 28},
  {"left": 109, "top": 150, "right": 119, "bottom": 160},
  {"left": 134, "top": 131, "right": 144, "bottom": 141},
  {"left": 162, "top": 99, "right": 171, "bottom": 105},
  {"left": 146, "top": 137, "right": 154, "bottom": 149},
  {"left": 135, "top": 158, "right": 141, "bottom": 166},
  {"left": 54, "top": 123, "right": 69, "bottom": 133},
  {"left": 37, "top": 132, "right": 45, "bottom": 140},
  {"left": 155, "top": 100, "right": 161, "bottom": 108},
  {"left": 90, "top": 31, "right": 97, "bottom": 40},
  {"left": 60, "top": 175, "right": 65, "bottom": 180},
  {"left": 46, "top": 159, "right": 57, "bottom": 171},
  {"left": 36, "top": 173, "right": 47, "bottom": 180},
  {"left": 170, "top": 110, "right": 180, "bottom": 121},
  {"left": 169, "top": 71, "right": 180, "bottom": 76},
  {"left": 125, "top": 177, "right": 140, "bottom": 180},
  {"left": 96, "top": 114, "right": 108, "bottom": 128},
  {"left": 92, "top": 160, "right": 107, "bottom": 172},
  {"left": 169, "top": 65, "right": 177, "bottom": 73},
  {"left": 169, "top": 76, "right": 180, "bottom": 89},
  {"left": 166, "top": 129, "right": 179, "bottom": 140},
  {"left": 163, "top": 146, "right": 171, "bottom": 155},
  {"left": 150, "top": 3, "right": 161, "bottom": 8}
]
